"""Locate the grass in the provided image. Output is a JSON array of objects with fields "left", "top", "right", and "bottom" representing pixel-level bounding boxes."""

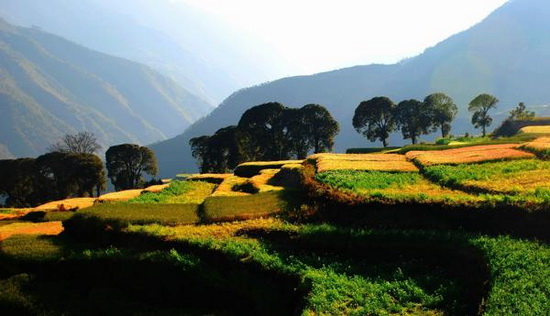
[
  {"left": 521, "top": 137, "right": 550, "bottom": 159},
  {"left": 233, "top": 169, "right": 284, "bottom": 193},
  {"left": 2, "top": 218, "right": 549, "bottom": 315},
  {"left": 233, "top": 160, "right": 303, "bottom": 177},
  {"left": 32, "top": 197, "right": 96, "bottom": 211},
  {"left": 315, "top": 170, "right": 478, "bottom": 203},
  {"left": 203, "top": 190, "right": 289, "bottom": 222},
  {"left": 519, "top": 125, "right": 550, "bottom": 134},
  {"left": 97, "top": 189, "right": 144, "bottom": 202},
  {"left": 76, "top": 202, "right": 201, "bottom": 226},
  {"left": 345, "top": 147, "right": 400, "bottom": 154},
  {"left": 310, "top": 153, "right": 418, "bottom": 173},
  {"left": 185, "top": 173, "right": 232, "bottom": 184},
  {"left": 127, "top": 222, "right": 550, "bottom": 315},
  {"left": 423, "top": 159, "right": 550, "bottom": 198},
  {"left": 406, "top": 144, "right": 534, "bottom": 166},
  {"left": 0, "top": 222, "right": 63, "bottom": 242},
  {"left": 211, "top": 175, "right": 250, "bottom": 197},
  {"left": 129, "top": 180, "right": 216, "bottom": 204}
]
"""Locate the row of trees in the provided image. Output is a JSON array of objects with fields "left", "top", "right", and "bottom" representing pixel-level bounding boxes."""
[
  {"left": 190, "top": 102, "right": 339, "bottom": 173},
  {"left": 0, "top": 152, "right": 105, "bottom": 207},
  {"left": 0, "top": 132, "right": 158, "bottom": 207},
  {"left": 352, "top": 93, "right": 503, "bottom": 147}
]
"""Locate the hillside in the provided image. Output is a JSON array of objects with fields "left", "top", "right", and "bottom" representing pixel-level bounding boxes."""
[
  {"left": 152, "top": 0, "right": 550, "bottom": 177},
  {"left": 1, "top": 137, "right": 548, "bottom": 314},
  {"left": 0, "top": 0, "right": 291, "bottom": 104},
  {"left": 0, "top": 19, "right": 213, "bottom": 157}
]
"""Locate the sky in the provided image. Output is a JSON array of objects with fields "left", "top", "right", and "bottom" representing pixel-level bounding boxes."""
[{"left": 180, "top": 0, "right": 510, "bottom": 76}]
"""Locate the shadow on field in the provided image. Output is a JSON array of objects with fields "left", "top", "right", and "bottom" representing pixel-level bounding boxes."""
[{"left": 238, "top": 227, "right": 490, "bottom": 316}]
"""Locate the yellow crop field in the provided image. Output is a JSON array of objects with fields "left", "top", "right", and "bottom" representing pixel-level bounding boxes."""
[
  {"left": 407, "top": 144, "right": 534, "bottom": 166},
  {"left": 97, "top": 189, "right": 144, "bottom": 202},
  {"left": 519, "top": 125, "right": 550, "bottom": 134},
  {"left": 0, "top": 221, "right": 63, "bottom": 242},
  {"left": 130, "top": 218, "right": 286, "bottom": 241},
  {"left": 521, "top": 137, "right": 550, "bottom": 158},
  {"left": 186, "top": 173, "right": 233, "bottom": 184},
  {"left": 211, "top": 175, "right": 250, "bottom": 197},
  {"left": 142, "top": 184, "right": 170, "bottom": 193},
  {"left": 238, "top": 169, "right": 284, "bottom": 193},
  {"left": 311, "top": 153, "right": 418, "bottom": 173},
  {"left": 463, "top": 169, "right": 550, "bottom": 195},
  {"left": 32, "top": 197, "right": 96, "bottom": 212}
]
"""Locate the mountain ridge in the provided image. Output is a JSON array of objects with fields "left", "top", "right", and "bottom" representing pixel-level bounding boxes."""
[
  {"left": 0, "top": 19, "right": 213, "bottom": 157},
  {"left": 151, "top": 0, "right": 550, "bottom": 177}
]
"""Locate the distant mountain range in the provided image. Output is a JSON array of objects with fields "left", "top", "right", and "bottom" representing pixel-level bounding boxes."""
[
  {"left": 152, "top": 0, "right": 550, "bottom": 177},
  {"left": 0, "top": 0, "right": 292, "bottom": 104},
  {"left": 0, "top": 19, "right": 213, "bottom": 158}
]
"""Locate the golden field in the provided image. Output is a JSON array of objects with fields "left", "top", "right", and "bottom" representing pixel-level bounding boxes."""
[
  {"left": 519, "top": 125, "right": 550, "bottom": 134},
  {"left": 311, "top": 153, "right": 418, "bottom": 173},
  {"left": 406, "top": 144, "right": 534, "bottom": 166}
]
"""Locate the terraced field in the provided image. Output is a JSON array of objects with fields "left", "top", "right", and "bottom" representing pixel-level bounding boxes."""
[{"left": 1, "top": 141, "right": 549, "bottom": 315}]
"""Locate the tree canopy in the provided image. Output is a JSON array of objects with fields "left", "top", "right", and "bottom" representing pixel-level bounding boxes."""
[
  {"left": 508, "top": 102, "right": 535, "bottom": 121},
  {"left": 48, "top": 131, "right": 101, "bottom": 154},
  {"left": 352, "top": 97, "right": 396, "bottom": 147},
  {"left": 469, "top": 93, "right": 499, "bottom": 137},
  {"left": 424, "top": 93, "right": 458, "bottom": 138},
  {"left": 395, "top": 99, "right": 435, "bottom": 144},
  {"left": 106, "top": 144, "right": 158, "bottom": 191},
  {"left": 190, "top": 103, "right": 339, "bottom": 173},
  {"left": 0, "top": 153, "right": 105, "bottom": 207}
]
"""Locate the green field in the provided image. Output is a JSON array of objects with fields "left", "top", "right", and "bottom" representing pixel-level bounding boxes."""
[{"left": 1, "top": 140, "right": 549, "bottom": 314}]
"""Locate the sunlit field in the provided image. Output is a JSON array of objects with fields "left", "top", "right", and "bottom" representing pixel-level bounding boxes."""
[{"left": 406, "top": 144, "right": 534, "bottom": 166}]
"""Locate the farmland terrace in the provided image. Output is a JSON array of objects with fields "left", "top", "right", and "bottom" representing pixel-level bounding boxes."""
[{"left": 0, "top": 137, "right": 548, "bottom": 315}]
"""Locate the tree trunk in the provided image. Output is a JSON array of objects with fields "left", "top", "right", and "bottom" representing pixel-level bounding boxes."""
[{"left": 382, "top": 138, "right": 388, "bottom": 148}]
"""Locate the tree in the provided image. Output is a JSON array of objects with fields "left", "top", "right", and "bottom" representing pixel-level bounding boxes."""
[
  {"left": 508, "top": 102, "right": 535, "bottom": 121},
  {"left": 0, "top": 158, "right": 38, "bottom": 207},
  {"left": 106, "top": 144, "right": 158, "bottom": 191},
  {"left": 70, "top": 154, "right": 106, "bottom": 197},
  {"left": 238, "top": 102, "right": 289, "bottom": 160},
  {"left": 189, "top": 135, "right": 212, "bottom": 172},
  {"left": 190, "top": 126, "right": 246, "bottom": 173},
  {"left": 395, "top": 99, "right": 435, "bottom": 144},
  {"left": 469, "top": 93, "right": 499, "bottom": 137},
  {"left": 298, "top": 104, "right": 340, "bottom": 155},
  {"left": 352, "top": 96, "right": 396, "bottom": 147},
  {"left": 35, "top": 152, "right": 106, "bottom": 200},
  {"left": 424, "top": 93, "right": 458, "bottom": 138},
  {"left": 49, "top": 131, "right": 101, "bottom": 154}
]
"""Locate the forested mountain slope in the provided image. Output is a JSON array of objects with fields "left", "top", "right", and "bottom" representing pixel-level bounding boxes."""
[
  {"left": 0, "top": 19, "right": 213, "bottom": 157},
  {"left": 152, "top": 0, "right": 550, "bottom": 177}
]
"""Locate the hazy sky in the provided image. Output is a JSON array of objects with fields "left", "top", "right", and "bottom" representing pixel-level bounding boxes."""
[{"left": 181, "top": 0, "right": 509, "bottom": 75}]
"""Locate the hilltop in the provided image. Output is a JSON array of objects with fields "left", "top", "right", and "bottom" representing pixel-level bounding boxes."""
[
  {"left": 0, "top": 19, "right": 213, "bottom": 157},
  {"left": 152, "top": 0, "right": 550, "bottom": 177}
]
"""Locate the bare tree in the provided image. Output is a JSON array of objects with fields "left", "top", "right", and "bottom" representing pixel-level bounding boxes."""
[{"left": 49, "top": 131, "right": 101, "bottom": 154}]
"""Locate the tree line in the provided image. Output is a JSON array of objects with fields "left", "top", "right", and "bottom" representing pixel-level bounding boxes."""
[
  {"left": 0, "top": 132, "right": 158, "bottom": 207},
  {"left": 190, "top": 102, "right": 339, "bottom": 173},
  {"left": 191, "top": 92, "right": 527, "bottom": 171},
  {"left": 352, "top": 92, "right": 504, "bottom": 147}
]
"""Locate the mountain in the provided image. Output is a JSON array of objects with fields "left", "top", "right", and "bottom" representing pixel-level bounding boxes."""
[
  {"left": 0, "top": 19, "right": 213, "bottom": 157},
  {"left": 152, "top": 0, "right": 550, "bottom": 177},
  {"left": 0, "top": 0, "right": 292, "bottom": 104}
]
